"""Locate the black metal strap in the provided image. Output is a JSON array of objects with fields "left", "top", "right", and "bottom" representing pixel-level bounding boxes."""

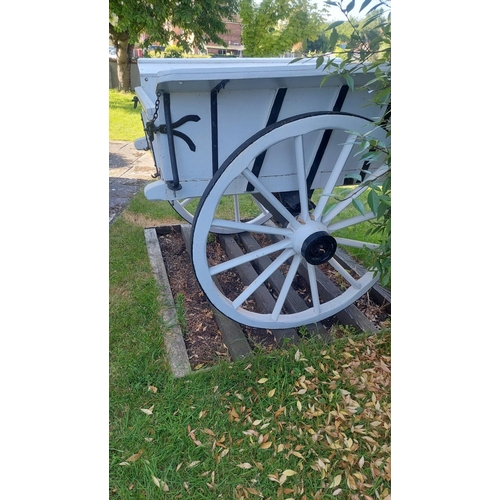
[
  {"left": 211, "top": 80, "right": 230, "bottom": 175},
  {"left": 162, "top": 93, "right": 182, "bottom": 191}
]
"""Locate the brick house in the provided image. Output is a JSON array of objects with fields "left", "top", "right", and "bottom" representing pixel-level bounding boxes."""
[
  {"left": 205, "top": 18, "right": 245, "bottom": 57},
  {"left": 133, "top": 18, "right": 245, "bottom": 57}
]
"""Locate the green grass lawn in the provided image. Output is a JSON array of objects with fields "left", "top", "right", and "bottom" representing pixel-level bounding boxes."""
[
  {"left": 109, "top": 89, "right": 145, "bottom": 142},
  {"left": 109, "top": 209, "right": 391, "bottom": 498},
  {"left": 109, "top": 90, "right": 391, "bottom": 498}
]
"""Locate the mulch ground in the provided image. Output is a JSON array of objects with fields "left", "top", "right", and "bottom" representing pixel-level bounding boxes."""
[{"left": 158, "top": 229, "right": 389, "bottom": 370}]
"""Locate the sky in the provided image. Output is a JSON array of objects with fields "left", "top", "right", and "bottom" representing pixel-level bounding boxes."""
[{"left": 322, "top": 0, "right": 390, "bottom": 21}]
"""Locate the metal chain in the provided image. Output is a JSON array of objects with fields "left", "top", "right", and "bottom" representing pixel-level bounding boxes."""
[
  {"left": 152, "top": 90, "right": 161, "bottom": 122},
  {"left": 147, "top": 91, "right": 162, "bottom": 178},
  {"left": 146, "top": 90, "right": 162, "bottom": 143}
]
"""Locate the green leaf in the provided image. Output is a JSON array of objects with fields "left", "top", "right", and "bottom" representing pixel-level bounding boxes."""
[
  {"left": 345, "top": 0, "right": 356, "bottom": 12},
  {"left": 329, "top": 28, "right": 339, "bottom": 48},
  {"left": 326, "top": 20, "right": 344, "bottom": 31},
  {"left": 344, "top": 72, "right": 354, "bottom": 90},
  {"left": 382, "top": 175, "right": 391, "bottom": 193},
  {"left": 316, "top": 55, "right": 325, "bottom": 69},
  {"left": 320, "top": 74, "right": 333, "bottom": 87},
  {"left": 360, "top": 0, "right": 373, "bottom": 12},
  {"left": 352, "top": 198, "right": 365, "bottom": 215},
  {"left": 367, "top": 189, "right": 380, "bottom": 216},
  {"left": 366, "top": 2, "right": 386, "bottom": 15}
]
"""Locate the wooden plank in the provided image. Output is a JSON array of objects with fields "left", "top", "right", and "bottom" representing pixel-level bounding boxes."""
[
  {"left": 237, "top": 232, "right": 331, "bottom": 342},
  {"left": 295, "top": 263, "right": 378, "bottom": 333},
  {"left": 153, "top": 224, "right": 181, "bottom": 237},
  {"left": 180, "top": 225, "right": 253, "bottom": 360},
  {"left": 218, "top": 234, "right": 300, "bottom": 346},
  {"left": 144, "top": 228, "right": 191, "bottom": 378}
]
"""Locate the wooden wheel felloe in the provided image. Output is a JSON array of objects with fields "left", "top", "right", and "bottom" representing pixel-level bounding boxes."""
[
  {"left": 169, "top": 195, "right": 272, "bottom": 234},
  {"left": 191, "top": 112, "right": 389, "bottom": 329}
]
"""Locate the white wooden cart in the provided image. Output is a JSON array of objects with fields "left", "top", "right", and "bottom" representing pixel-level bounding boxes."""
[{"left": 134, "top": 57, "right": 389, "bottom": 329}]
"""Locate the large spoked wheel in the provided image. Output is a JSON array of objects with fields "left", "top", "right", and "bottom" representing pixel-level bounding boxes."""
[
  {"left": 169, "top": 195, "right": 272, "bottom": 234},
  {"left": 191, "top": 112, "right": 389, "bottom": 329}
]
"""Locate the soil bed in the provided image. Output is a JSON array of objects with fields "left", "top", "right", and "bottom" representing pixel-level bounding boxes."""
[{"left": 158, "top": 228, "right": 389, "bottom": 370}]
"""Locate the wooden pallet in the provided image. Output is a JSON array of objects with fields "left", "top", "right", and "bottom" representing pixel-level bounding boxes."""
[{"left": 146, "top": 224, "right": 390, "bottom": 377}]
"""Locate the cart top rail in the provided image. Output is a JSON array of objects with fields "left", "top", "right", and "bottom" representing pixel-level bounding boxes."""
[{"left": 137, "top": 57, "right": 383, "bottom": 96}]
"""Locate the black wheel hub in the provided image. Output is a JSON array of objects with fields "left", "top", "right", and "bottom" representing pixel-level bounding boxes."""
[{"left": 301, "top": 231, "right": 337, "bottom": 265}]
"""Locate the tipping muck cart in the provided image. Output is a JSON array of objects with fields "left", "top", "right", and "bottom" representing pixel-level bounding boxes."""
[{"left": 134, "top": 57, "right": 389, "bottom": 329}]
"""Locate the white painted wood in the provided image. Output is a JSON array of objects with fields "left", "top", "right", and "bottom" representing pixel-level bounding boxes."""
[
  {"left": 191, "top": 114, "right": 381, "bottom": 329},
  {"left": 134, "top": 58, "right": 389, "bottom": 202}
]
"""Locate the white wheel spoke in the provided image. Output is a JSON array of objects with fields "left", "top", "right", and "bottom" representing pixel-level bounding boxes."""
[
  {"left": 233, "top": 195, "right": 241, "bottom": 222},
  {"left": 209, "top": 239, "right": 292, "bottom": 276},
  {"left": 242, "top": 168, "right": 300, "bottom": 228},
  {"left": 329, "top": 257, "right": 361, "bottom": 288},
  {"left": 321, "top": 164, "right": 388, "bottom": 224},
  {"left": 321, "top": 184, "right": 369, "bottom": 225},
  {"left": 178, "top": 198, "right": 192, "bottom": 207},
  {"left": 232, "top": 248, "right": 295, "bottom": 309},
  {"left": 327, "top": 212, "right": 375, "bottom": 232},
  {"left": 335, "top": 237, "right": 379, "bottom": 250},
  {"left": 294, "top": 135, "right": 310, "bottom": 222},
  {"left": 210, "top": 219, "right": 293, "bottom": 236},
  {"left": 191, "top": 113, "right": 387, "bottom": 329},
  {"left": 313, "top": 133, "right": 357, "bottom": 219},
  {"left": 252, "top": 196, "right": 269, "bottom": 215},
  {"left": 306, "top": 263, "right": 322, "bottom": 314},
  {"left": 271, "top": 254, "right": 301, "bottom": 321}
]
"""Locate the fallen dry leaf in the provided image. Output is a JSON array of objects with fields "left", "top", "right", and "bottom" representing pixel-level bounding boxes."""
[
  {"left": 125, "top": 449, "right": 143, "bottom": 463},
  {"left": 247, "top": 486, "right": 263, "bottom": 497},
  {"left": 151, "top": 475, "right": 169, "bottom": 491},
  {"left": 237, "top": 462, "right": 252, "bottom": 469}
]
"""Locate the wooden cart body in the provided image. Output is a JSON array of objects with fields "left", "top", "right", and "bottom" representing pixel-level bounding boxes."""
[
  {"left": 133, "top": 58, "right": 390, "bottom": 330},
  {"left": 134, "top": 58, "right": 388, "bottom": 201}
]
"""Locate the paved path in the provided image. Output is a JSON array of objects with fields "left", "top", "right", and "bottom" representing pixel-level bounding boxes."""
[{"left": 109, "top": 141, "right": 156, "bottom": 224}]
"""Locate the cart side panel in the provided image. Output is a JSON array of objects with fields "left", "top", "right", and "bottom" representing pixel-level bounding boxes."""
[
  {"left": 147, "top": 92, "right": 210, "bottom": 187},
  {"left": 149, "top": 87, "right": 279, "bottom": 199},
  {"left": 209, "top": 87, "right": 278, "bottom": 171},
  {"left": 224, "top": 121, "right": 388, "bottom": 194}
]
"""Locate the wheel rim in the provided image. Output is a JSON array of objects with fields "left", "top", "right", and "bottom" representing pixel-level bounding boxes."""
[
  {"left": 170, "top": 195, "right": 272, "bottom": 234},
  {"left": 192, "top": 112, "right": 389, "bottom": 329}
]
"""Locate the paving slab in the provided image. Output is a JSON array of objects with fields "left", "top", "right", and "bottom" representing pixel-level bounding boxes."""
[{"left": 109, "top": 141, "right": 156, "bottom": 223}]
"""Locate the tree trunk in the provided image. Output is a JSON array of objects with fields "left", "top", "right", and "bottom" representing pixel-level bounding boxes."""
[{"left": 114, "top": 33, "right": 132, "bottom": 92}]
